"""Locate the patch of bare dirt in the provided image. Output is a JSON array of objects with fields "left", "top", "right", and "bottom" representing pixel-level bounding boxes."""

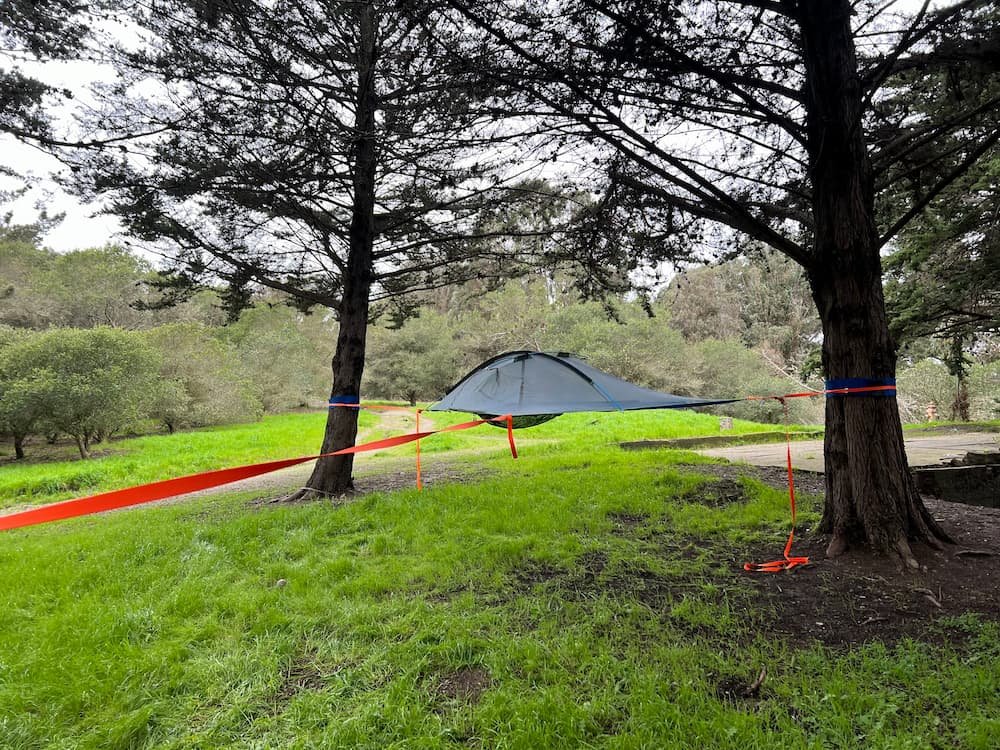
[
  {"left": 679, "top": 463, "right": 826, "bottom": 497},
  {"left": 251, "top": 463, "right": 492, "bottom": 508},
  {"left": 684, "top": 476, "right": 749, "bottom": 507},
  {"left": 512, "top": 559, "right": 568, "bottom": 588},
  {"left": 608, "top": 511, "right": 650, "bottom": 533},
  {"left": 431, "top": 666, "right": 492, "bottom": 702},
  {"left": 680, "top": 466, "right": 1000, "bottom": 646},
  {"left": 511, "top": 549, "right": 685, "bottom": 610},
  {"left": 742, "top": 496, "right": 1000, "bottom": 648},
  {"left": 274, "top": 648, "right": 340, "bottom": 703},
  {"left": 714, "top": 667, "right": 768, "bottom": 705}
]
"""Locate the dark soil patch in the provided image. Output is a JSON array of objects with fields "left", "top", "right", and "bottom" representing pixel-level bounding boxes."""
[
  {"left": 678, "top": 463, "right": 1000, "bottom": 647},
  {"left": 682, "top": 476, "right": 748, "bottom": 507},
  {"left": 608, "top": 511, "right": 649, "bottom": 533},
  {"left": 432, "top": 666, "right": 492, "bottom": 702},
  {"left": 512, "top": 548, "right": 689, "bottom": 610},
  {"left": 678, "top": 463, "right": 826, "bottom": 497},
  {"left": 714, "top": 667, "right": 768, "bottom": 705},
  {"left": 513, "top": 551, "right": 612, "bottom": 600},
  {"left": 743, "top": 497, "right": 1000, "bottom": 648},
  {"left": 275, "top": 650, "right": 329, "bottom": 702},
  {"left": 354, "top": 465, "right": 491, "bottom": 495},
  {"left": 512, "top": 559, "right": 566, "bottom": 588}
]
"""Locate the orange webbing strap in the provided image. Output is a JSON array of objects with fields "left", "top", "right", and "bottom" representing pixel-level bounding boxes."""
[
  {"left": 741, "top": 381, "right": 896, "bottom": 572},
  {"left": 431, "top": 414, "right": 518, "bottom": 457},
  {"left": 743, "top": 398, "right": 810, "bottom": 573},
  {"left": 780, "top": 384, "right": 897, "bottom": 399},
  {"left": 330, "top": 402, "right": 517, "bottom": 491},
  {"left": 506, "top": 415, "right": 518, "bottom": 458},
  {"left": 0, "top": 414, "right": 516, "bottom": 532},
  {"left": 415, "top": 409, "right": 423, "bottom": 491}
]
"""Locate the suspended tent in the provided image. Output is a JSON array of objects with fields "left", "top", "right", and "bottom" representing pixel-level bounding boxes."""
[{"left": 429, "top": 351, "right": 739, "bottom": 427}]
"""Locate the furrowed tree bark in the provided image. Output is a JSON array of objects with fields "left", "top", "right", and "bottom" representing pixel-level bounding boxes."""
[
  {"left": 290, "top": 2, "right": 378, "bottom": 500},
  {"left": 798, "top": 0, "right": 951, "bottom": 566}
]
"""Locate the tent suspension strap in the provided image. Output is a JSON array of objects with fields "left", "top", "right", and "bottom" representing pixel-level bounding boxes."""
[
  {"left": 415, "top": 409, "right": 423, "bottom": 491},
  {"left": 740, "top": 379, "right": 897, "bottom": 573},
  {"left": 0, "top": 412, "right": 517, "bottom": 532},
  {"left": 2, "top": 380, "right": 894, "bottom": 576},
  {"left": 742, "top": 397, "right": 810, "bottom": 573}
]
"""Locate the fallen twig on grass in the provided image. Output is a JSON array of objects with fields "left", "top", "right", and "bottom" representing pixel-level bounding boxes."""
[{"left": 745, "top": 666, "right": 767, "bottom": 698}]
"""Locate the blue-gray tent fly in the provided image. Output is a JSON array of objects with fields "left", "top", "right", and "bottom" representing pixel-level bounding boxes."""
[{"left": 429, "top": 351, "right": 739, "bottom": 427}]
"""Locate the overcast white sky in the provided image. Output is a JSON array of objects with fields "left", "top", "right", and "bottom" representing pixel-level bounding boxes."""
[{"left": 1, "top": 53, "right": 122, "bottom": 250}]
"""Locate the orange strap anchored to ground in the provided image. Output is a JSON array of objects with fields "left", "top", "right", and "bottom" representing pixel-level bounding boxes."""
[
  {"left": 742, "top": 381, "right": 895, "bottom": 572},
  {"left": 0, "top": 414, "right": 516, "bottom": 533},
  {"left": 743, "top": 397, "right": 811, "bottom": 573},
  {"left": 415, "top": 409, "right": 423, "bottom": 491}
]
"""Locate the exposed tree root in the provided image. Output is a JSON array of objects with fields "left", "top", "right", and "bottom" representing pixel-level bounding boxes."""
[
  {"left": 826, "top": 532, "right": 849, "bottom": 559},
  {"left": 275, "top": 485, "right": 355, "bottom": 504},
  {"left": 894, "top": 537, "right": 920, "bottom": 571},
  {"left": 916, "top": 501, "right": 953, "bottom": 547}
]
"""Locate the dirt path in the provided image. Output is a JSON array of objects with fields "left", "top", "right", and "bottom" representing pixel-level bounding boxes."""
[
  {"left": 698, "top": 431, "right": 999, "bottom": 472},
  {"left": 182, "top": 407, "right": 436, "bottom": 501}
]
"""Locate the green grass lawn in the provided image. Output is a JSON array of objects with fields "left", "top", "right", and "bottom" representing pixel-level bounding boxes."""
[
  {"left": 0, "top": 407, "right": 790, "bottom": 509},
  {"left": 0, "top": 410, "right": 997, "bottom": 748},
  {"left": 0, "top": 411, "right": 380, "bottom": 509}
]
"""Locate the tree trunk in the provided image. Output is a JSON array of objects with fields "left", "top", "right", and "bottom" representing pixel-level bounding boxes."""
[
  {"left": 798, "top": 1, "right": 951, "bottom": 566},
  {"left": 13, "top": 434, "right": 25, "bottom": 460},
  {"left": 74, "top": 434, "right": 91, "bottom": 460},
  {"left": 951, "top": 373, "right": 970, "bottom": 422},
  {"left": 291, "top": 2, "right": 378, "bottom": 499}
]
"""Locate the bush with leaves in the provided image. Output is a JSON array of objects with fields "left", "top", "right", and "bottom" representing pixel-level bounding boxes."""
[
  {"left": 0, "top": 232, "right": 53, "bottom": 330},
  {"left": 222, "top": 306, "right": 332, "bottom": 413},
  {"left": 0, "top": 328, "right": 160, "bottom": 458},
  {"left": 896, "top": 359, "right": 959, "bottom": 423},
  {"left": 541, "top": 301, "right": 699, "bottom": 395},
  {"left": 364, "top": 311, "right": 463, "bottom": 405},
  {"left": 968, "top": 361, "right": 1000, "bottom": 421},
  {"left": 692, "top": 339, "right": 822, "bottom": 425},
  {"left": 0, "top": 325, "right": 38, "bottom": 458},
  {"left": 145, "top": 323, "right": 262, "bottom": 432},
  {"left": 897, "top": 358, "right": 1000, "bottom": 423}
]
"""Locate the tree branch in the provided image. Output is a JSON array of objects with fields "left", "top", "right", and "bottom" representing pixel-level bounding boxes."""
[{"left": 879, "top": 126, "right": 1000, "bottom": 247}]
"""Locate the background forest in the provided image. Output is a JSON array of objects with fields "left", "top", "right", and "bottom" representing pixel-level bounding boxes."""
[{"left": 2, "top": 220, "right": 996, "bottom": 460}]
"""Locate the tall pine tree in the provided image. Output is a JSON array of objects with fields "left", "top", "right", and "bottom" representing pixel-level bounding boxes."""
[{"left": 69, "top": 0, "right": 560, "bottom": 495}]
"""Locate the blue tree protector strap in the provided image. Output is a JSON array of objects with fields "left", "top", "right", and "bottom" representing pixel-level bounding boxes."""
[
  {"left": 328, "top": 394, "right": 359, "bottom": 406},
  {"left": 824, "top": 377, "right": 896, "bottom": 397}
]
